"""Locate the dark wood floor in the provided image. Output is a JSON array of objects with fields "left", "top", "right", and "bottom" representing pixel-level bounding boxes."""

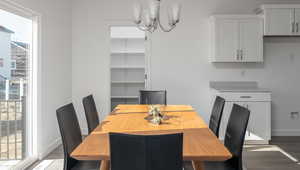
[{"left": 27, "top": 137, "right": 300, "bottom": 170}]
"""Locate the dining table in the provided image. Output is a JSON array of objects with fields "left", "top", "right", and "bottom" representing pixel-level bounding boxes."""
[{"left": 71, "top": 104, "right": 232, "bottom": 170}]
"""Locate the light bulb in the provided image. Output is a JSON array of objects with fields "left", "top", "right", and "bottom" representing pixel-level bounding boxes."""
[
  {"left": 168, "top": 7, "right": 174, "bottom": 26},
  {"left": 143, "top": 10, "right": 152, "bottom": 27},
  {"left": 133, "top": 2, "right": 142, "bottom": 24},
  {"left": 149, "top": 0, "right": 159, "bottom": 20},
  {"left": 172, "top": 3, "right": 181, "bottom": 23}
]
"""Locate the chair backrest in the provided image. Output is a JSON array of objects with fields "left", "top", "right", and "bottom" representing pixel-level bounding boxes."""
[
  {"left": 139, "top": 90, "right": 167, "bottom": 105},
  {"left": 109, "top": 133, "right": 183, "bottom": 170},
  {"left": 209, "top": 96, "right": 225, "bottom": 137},
  {"left": 224, "top": 104, "right": 250, "bottom": 170},
  {"left": 56, "top": 103, "right": 82, "bottom": 170},
  {"left": 82, "top": 95, "right": 100, "bottom": 134}
]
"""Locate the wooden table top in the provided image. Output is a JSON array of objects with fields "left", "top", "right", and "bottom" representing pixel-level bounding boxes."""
[
  {"left": 113, "top": 104, "right": 196, "bottom": 114},
  {"left": 71, "top": 105, "right": 232, "bottom": 162}
]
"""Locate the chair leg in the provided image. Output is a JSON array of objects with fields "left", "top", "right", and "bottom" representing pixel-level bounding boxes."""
[
  {"left": 100, "top": 160, "right": 110, "bottom": 170},
  {"left": 192, "top": 161, "right": 204, "bottom": 170}
]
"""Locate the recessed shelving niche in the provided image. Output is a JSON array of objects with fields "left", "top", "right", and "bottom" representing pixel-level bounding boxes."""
[{"left": 110, "top": 26, "right": 148, "bottom": 110}]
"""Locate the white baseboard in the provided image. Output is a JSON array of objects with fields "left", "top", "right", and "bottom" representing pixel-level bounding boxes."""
[
  {"left": 11, "top": 156, "right": 38, "bottom": 170},
  {"left": 38, "top": 138, "right": 62, "bottom": 160},
  {"left": 272, "top": 129, "right": 300, "bottom": 136}
]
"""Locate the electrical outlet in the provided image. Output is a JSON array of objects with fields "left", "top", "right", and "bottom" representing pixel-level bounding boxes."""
[
  {"left": 289, "top": 53, "right": 295, "bottom": 62},
  {"left": 290, "top": 112, "right": 299, "bottom": 119},
  {"left": 241, "top": 70, "right": 245, "bottom": 77}
]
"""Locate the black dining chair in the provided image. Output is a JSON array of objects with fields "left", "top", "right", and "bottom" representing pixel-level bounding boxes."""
[
  {"left": 139, "top": 90, "right": 167, "bottom": 105},
  {"left": 209, "top": 96, "right": 225, "bottom": 137},
  {"left": 82, "top": 94, "right": 100, "bottom": 134},
  {"left": 56, "top": 103, "right": 101, "bottom": 170},
  {"left": 109, "top": 133, "right": 183, "bottom": 170},
  {"left": 204, "top": 104, "right": 250, "bottom": 170}
]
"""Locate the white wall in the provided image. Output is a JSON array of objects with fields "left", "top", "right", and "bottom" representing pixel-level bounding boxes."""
[
  {"left": 72, "top": 0, "right": 300, "bottom": 136},
  {"left": 8, "top": 0, "right": 72, "bottom": 157}
]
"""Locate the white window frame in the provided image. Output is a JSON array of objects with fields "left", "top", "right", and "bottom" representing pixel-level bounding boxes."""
[{"left": 0, "top": 0, "right": 41, "bottom": 169}]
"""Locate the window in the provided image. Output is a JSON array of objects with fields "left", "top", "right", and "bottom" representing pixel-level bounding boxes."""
[
  {"left": 0, "top": 5, "right": 38, "bottom": 169},
  {"left": 0, "top": 58, "right": 4, "bottom": 67},
  {"left": 11, "top": 60, "right": 16, "bottom": 69}
]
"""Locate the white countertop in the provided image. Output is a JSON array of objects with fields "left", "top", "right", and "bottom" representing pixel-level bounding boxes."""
[
  {"left": 212, "top": 87, "right": 271, "bottom": 93},
  {"left": 209, "top": 81, "right": 271, "bottom": 93}
]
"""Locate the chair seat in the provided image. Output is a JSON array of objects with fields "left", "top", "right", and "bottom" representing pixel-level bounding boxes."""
[
  {"left": 71, "top": 160, "right": 101, "bottom": 170},
  {"left": 204, "top": 161, "right": 237, "bottom": 170}
]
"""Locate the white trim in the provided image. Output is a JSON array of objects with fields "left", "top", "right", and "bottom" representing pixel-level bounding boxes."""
[
  {"left": 272, "top": 129, "right": 300, "bottom": 136},
  {"left": 10, "top": 156, "right": 38, "bottom": 170},
  {"left": 0, "top": 1, "right": 42, "bottom": 169},
  {"left": 0, "top": 0, "right": 39, "bottom": 19},
  {"left": 38, "top": 138, "right": 62, "bottom": 160},
  {"left": 32, "top": 13, "right": 42, "bottom": 160},
  {"left": 210, "top": 15, "right": 261, "bottom": 20},
  {"left": 261, "top": 4, "right": 300, "bottom": 10},
  {"left": 145, "top": 31, "right": 152, "bottom": 89}
]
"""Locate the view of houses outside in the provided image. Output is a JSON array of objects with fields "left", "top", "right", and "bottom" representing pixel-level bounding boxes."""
[{"left": 0, "top": 9, "right": 31, "bottom": 167}]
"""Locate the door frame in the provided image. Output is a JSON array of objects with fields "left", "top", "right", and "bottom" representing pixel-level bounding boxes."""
[
  {"left": 105, "top": 19, "right": 152, "bottom": 112},
  {"left": 0, "top": 0, "right": 41, "bottom": 169}
]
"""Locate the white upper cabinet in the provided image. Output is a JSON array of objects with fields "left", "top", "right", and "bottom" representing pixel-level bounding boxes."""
[
  {"left": 210, "top": 15, "right": 263, "bottom": 62},
  {"left": 240, "top": 19, "right": 263, "bottom": 62},
  {"left": 265, "top": 8, "right": 294, "bottom": 35},
  {"left": 214, "top": 19, "right": 239, "bottom": 62},
  {"left": 260, "top": 4, "right": 300, "bottom": 36}
]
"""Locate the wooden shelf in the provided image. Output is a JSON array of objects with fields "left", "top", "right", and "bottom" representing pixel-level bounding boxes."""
[
  {"left": 111, "top": 81, "right": 145, "bottom": 84},
  {"left": 111, "top": 37, "right": 145, "bottom": 40},
  {"left": 111, "top": 66, "right": 145, "bottom": 69},
  {"left": 110, "top": 26, "right": 146, "bottom": 110},
  {"left": 111, "top": 51, "right": 145, "bottom": 55},
  {"left": 111, "top": 96, "right": 139, "bottom": 99}
]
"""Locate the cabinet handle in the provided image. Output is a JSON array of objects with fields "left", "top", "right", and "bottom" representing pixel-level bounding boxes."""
[
  {"left": 292, "top": 22, "right": 295, "bottom": 33},
  {"left": 236, "top": 49, "right": 239, "bottom": 60},
  {"left": 240, "top": 49, "right": 243, "bottom": 60},
  {"left": 297, "top": 23, "right": 299, "bottom": 33},
  {"left": 240, "top": 96, "right": 251, "bottom": 98}
]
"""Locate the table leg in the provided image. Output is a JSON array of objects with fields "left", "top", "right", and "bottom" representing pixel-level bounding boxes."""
[
  {"left": 100, "top": 160, "right": 110, "bottom": 170},
  {"left": 192, "top": 161, "right": 204, "bottom": 170}
]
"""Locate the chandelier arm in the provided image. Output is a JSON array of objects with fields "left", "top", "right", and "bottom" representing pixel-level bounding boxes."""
[
  {"left": 133, "top": 0, "right": 179, "bottom": 33},
  {"left": 136, "top": 24, "right": 153, "bottom": 32},
  {"left": 156, "top": 2, "right": 176, "bottom": 32},
  {"left": 157, "top": 17, "right": 176, "bottom": 32}
]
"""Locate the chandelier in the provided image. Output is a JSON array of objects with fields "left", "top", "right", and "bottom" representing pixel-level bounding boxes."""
[{"left": 133, "top": 0, "right": 181, "bottom": 33}]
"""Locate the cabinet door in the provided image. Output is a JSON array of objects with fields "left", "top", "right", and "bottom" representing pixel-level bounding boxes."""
[
  {"left": 240, "top": 19, "right": 263, "bottom": 62},
  {"left": 265, "top": 8, "right": 294, "bottom": 35},
  {"left": 215, "top": 19, "right": 239, "bottom": 62},
  {"left": 246, "top": 102, "right": 271, "bottom": 142},
  {"left": 294, "top": 8, "right": 300, "bottom": 35}
]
